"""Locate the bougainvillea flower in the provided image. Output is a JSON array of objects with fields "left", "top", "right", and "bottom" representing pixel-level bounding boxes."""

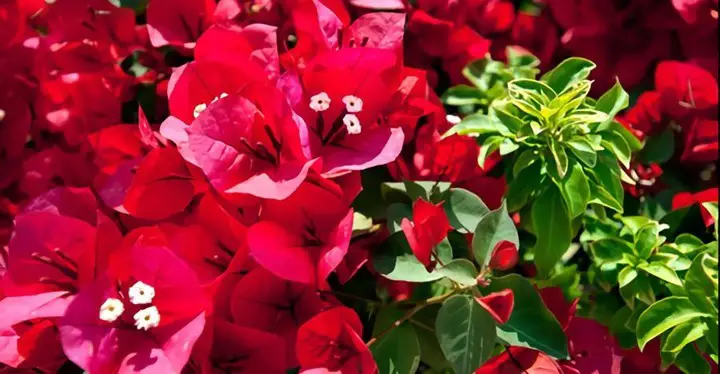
[
  {"left": 247, "top": 173, "right": 358, "bottom": 287},
  {"left": 228, "top": 266, "right": 329, "bottom": 367},
  {"left": 654, "top": 61, "right": 719, "bottom": 118},
  {"left": 291, "top": 46, "right": 405, "bottom": 176},
  {"left": 163, "top": 92, "right": 315, "bottom": 200},
  {"left": 489, "top": 241, "right": 519, "bottom": 271},
  {"left": 537, "top": 287, "right": 578, "bottom": 331},
  {"left": 296, "top": 307, "right": 376, "bottom": 374},
  {"left": 672, "top": 187, "right": 719, "bottom": 227},
  {"left": 559, "top": 317, "right": 623, "bottom": 374},
  {"left": 146, "top": 0, "right": 215, "bottom": 50},
  {"left": 401, "top": 198, "right": 450, "bottom": 271},
  {"left": 475, "top": 346, "right": 563, "bottom": 373},
  {"left": 208, "top": 319, "right": 287, "bottom": 373},
  {"left": 474, "top": 289, "right": 514, "bottom": 324},
  {"left": 167, "top": 23, "right": 280, "bottom": 123},
  {"left": 624, "top": 163, "right": 664, "bottom": 197},
  {"left": 59, "top": 244, "right": 207, "bottom": 373},
  {"left": 680, "top": 118, "right": 718, "bottom": 163}
]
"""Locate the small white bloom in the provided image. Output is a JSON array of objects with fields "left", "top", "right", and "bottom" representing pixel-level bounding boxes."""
[
  {"left": 342, "top": 95, "right": 363, "bottom": 113},
  {"left": 128, "top": 281, "right": 155, "bottom": 305},
  {"left": 343, "top": 114, "right": 362, "bottom": 135},
  {"left": 310, "top": 92, "right": 331, "bottom": 112},
  {"left": 446, "top": 114, "right": 461, "bottom": 125},
  {"left": 193, "top": 103, "right": 207, "bottom": 119},
  {"left": 99, "top": 298, "right": 124, "bottom": 322},
  {"left": 0, "top": 109, "right": 5, "bottom": 122},
  {"left": 133, "top": 306, "right": 161, "bottom": 331}
]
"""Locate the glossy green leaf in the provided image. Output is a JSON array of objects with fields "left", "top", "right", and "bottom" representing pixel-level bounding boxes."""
[
  {"left": 662, "top": 321, "right": 707, "bottom": 353},
  {"left": 639, "top": 129, "right": 675, "bottom": 164},
  {"left": 601, "top": 134, "right": 631, "bottom": 169},
  {"left": 472, "top": 200, "right": 519, "bottom": 270},
  {"left": 386, "top": 203, "right": 412, "bottom": 234},
  {"left": 550, "top": 140, "right": 569, "bottom": 178},
  {"left": 444, "top": 188, "right": 490, "bottom": 233},
  {"left": 478, "top": 136, "right": 504, "bottom": 169},
  {"left": 444, "top": 114, "right": 508, "bottom": 138},
  {"left": 443, "top": 85, "right": 484, "bottom": 106},
  {"left": 532, "top": 186, "right": 572, "bottom": 278},
  {"left": 566, "top": 137, "right": 598, "bottom": 167},
  {"left": 541, "top": 57, "right": 596, "bottom": 93},
  {"left": 482, "top": 274, "right": 569, "bottom": 359},
  {"left": 436, "top": 295, "right": 497, "bottom": 374},
  {"left": 637, "top": 262, "right": 683, "bottom": 286},
  {"left": 636, "top": 296, "right": 709, "bottom": 350},
  {"left": 555, "top": 161, "right": 590, "bottom": 218},
  {"left": 594, "top": 80, "right": 629, "bottom": 131},
  {"left": 371, "top": 322, "right": 422, "bottom": 374},
  {"left": 618, "top": 266, "right": 638, "bottom": 288},
  {"left": 674, "top": 343, "right": 711, "bottom": 374},
  {"left": 512, "top": 150, "right": 539, "bottom": 177},
  {"left": 591, "top": 238, "right": 633, "bottom": 263}
]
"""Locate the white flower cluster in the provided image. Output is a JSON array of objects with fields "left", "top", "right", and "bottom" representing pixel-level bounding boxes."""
[
  {"left": 98, "top": 281, "right": 161, "bottom": 331},
  {"left": 309, "top": 92, "right": 364, "bottom": 135}
]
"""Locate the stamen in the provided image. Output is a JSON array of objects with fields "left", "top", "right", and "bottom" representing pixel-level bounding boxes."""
[
  {"left": 128, "top": 281, "right": 155, "bottom": 305},
  {"left": 31, "top": 252, "right": 78, "bottom": 280},
  {"left": 99, "top": 298, "right": 124, "bottom": 322},
  {"left": 133, "top": 306, "right": 161, "bottom": 331},
  {"left": 342, "top": 114, "right": 362, "bottom": 135}
]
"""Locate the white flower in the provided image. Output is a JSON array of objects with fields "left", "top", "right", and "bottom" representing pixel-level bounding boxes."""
[
  {"left": 0, "top": 109, "right": 6, "bottom": 122},
  {"left": 128, "top": 281, "right": 155, "bottom": 305},
  {"left": 342, "top": 95, "right": 363, "bottom": 113},
  {"left": 343, "top": 114, "right": 362, "bottom": 135},
  {"left": 99, "top": 298, "right": 124, "bottom": 322},
  {"left": 193, "top": 103, "right": 207, "bottom": 119},
  {"left": 310, "top": 92, "right": 331, "bottom": 112},
  {"left": 133, "top": 306, "right": 161, "bottom": 331}
]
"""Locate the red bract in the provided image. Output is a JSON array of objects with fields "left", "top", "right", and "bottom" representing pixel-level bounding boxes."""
[
  {"left": 146, "top": 0, "right": 216, "bottom": 50},
  {"left": 489, "top": 240, "right": 519, "bottom": 271},
  {"left": 400, "top": 198, "right": 450, "bottom": 271},
  {"left": 295, "top": 307, "right": 376, "bottom": 374},
  {"left": 654, "top": 61, "right": 718, "bottom": 118},
  {"left": 247, "top": 173, "right": 358, "bottom": 287},
  {"left": 672, "top": 187, "right": 719, "bottom": 227},
  {"left": 59, "top": 244, "right": 207, "bottom": 373},
  {"left": 475, "top": 346, "right": 563, "bottom": 373},
  {"left": 294, "top": 46, "right": 405, "bottom": 176},
  {"left": 474, "top": 289, "right": 514, "bottom": 324},
  {"left": 228, "top": 266, "right": 328, "bottom": 367}
]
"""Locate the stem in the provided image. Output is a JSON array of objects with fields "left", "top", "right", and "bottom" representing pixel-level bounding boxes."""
[{"left": 367, "top": 289, "right": 460, "bottom": 346}]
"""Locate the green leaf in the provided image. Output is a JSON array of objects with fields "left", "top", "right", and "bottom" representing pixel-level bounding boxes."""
[
  {"left": 482, "top": 274, "right": 569, "bottom": 359},
  {"left": 638, "top": 129, "right": 675, "bottom": 164},
  {"left": 566, "top": 137, "right": 598, "bottom": 167},
  {"left": 592, "top": 152, "right": 625, "bottom": 204},
  {"left": 541, "top": 57, "right": 596, "bottom": 93},
  {"left": 386, "top": 203, "right": 412, "bottom": 234},
  {"left": 512, "top": 150, "right": 539, "bottom": 177},
  {"left": 634, "top": 223, "right": 668, "bottom": 259},
  {"left": 371, "top": 322, "right": 422, "bottom": 374},
  {"left": 618, "top": 266, "right": 638, "bottom": 288},
  {"left": 594, "top": 80, "right": 629, "bottom": 131},
  {"left": 591, "top": 238, "right": 633, "bottom": 263},
  {"left": 662, "top": 321, "right": 708, "bottom": 353},
  {"left": 555, "top": 162, "right": 590, "bottom": 218},
  {"left": 601, "top": 134, "right": 632, "bottom": 169},
  {"left": 443, "top": 85, "right": 484, "bottom": 106},
  {"left": 478, "top": 136, "right": 504, "bottom": 169},
  {"left": 532, "top": 186, "right": 572, "bottom": 278},
  {"left": 606, "top": 120, "right": 643, "bottom": 152},
  {"left": 701, "top": 202, "right": 719, "bottom": 238},
  {"left": 636, "top": 296, "right": 710, "bottom": 350},
  {"left": 444, "top": 188, "right": 490, "bottom": 234},
  {"left": 550, "top": 140, "right": 569, "bottom": 178},
  {"left": 444, "top": 114, "right": 508, "bottom": 138},
  {"left": 674, "top": 344, "right": 711, "bottom": 374},
  {"left": 472, "top": 200, "right": 519, "bottom": 270},
  {"left": 435, "top": 295, "right": 497, "bottom": 374},
  {"left": 637, "top": 262, "right": 684, "bottom": 286},
  {"left": 434, "top": 259, "right": 479, "bottom": 287},
  {"left": 588, "top": 183, "right": 624, "bottom": 213},
  {"left": 373, "top": 232, "right": 444, "bottom": 283}
]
